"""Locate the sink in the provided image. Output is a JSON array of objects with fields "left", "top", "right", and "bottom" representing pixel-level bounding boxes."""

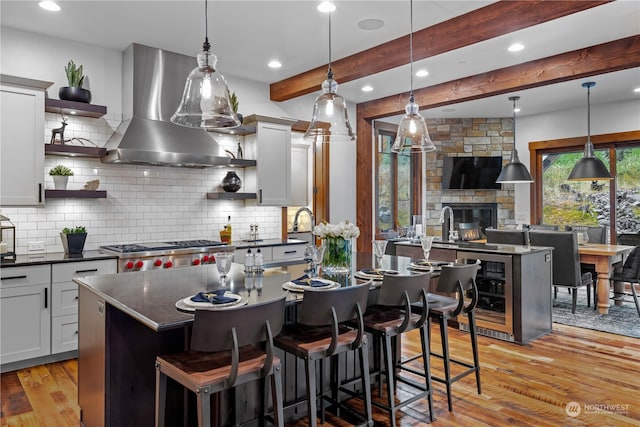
[{"left": 287, "top": 231, "right": 313, "bottom": 244}]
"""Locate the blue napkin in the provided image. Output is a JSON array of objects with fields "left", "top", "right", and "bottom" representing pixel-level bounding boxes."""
[
  {"left": 362, "top": 269, "right": 398, "bottom": 276},
  {"left": 191, "top": 290, "right": 237, "bottom": 304},
  {"left": 292, "top": 275, "right": 330, "bottom": 287}
]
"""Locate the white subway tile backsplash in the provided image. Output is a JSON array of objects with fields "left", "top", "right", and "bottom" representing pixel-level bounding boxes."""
[{"left": 4, "top": 122, "right": 282, "bottom": 254}]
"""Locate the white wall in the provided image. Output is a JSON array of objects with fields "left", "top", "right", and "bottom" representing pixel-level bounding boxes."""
[
  {"left": 515, "top": 98, "right": 640, "bottom": 223},
  {"left": 0, "top": 28, "right": 317, "bottom": 254}
]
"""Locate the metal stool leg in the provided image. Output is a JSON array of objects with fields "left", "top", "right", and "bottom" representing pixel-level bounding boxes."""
[
  {"left": 305, "top": 358, "right": 318, "bottom": 427},
  {"left": 155, "top": 364, "right": 166, "bottom": 427},
  {"left": 439, "top": 316, "right": 454, "bottom": 412}
]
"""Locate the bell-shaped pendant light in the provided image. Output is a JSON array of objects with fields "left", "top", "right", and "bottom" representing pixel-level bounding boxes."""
[
  {"left": 304, "top": 8, "right": 355, "bottom": 143},
  {"left": 496, "top": 96, "right": 533, "bottom": 183},
  {"left": 171, "top": 0, "right": 240, "bottom": 130},
  {"left": 391, "top": 0, "right": 435, "bottom": 154},
  {"left": 568, "top": 82, "right": 612, "bottom": 181}
]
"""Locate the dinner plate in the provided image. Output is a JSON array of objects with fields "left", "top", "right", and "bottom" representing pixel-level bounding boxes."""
[
  {"left": 408, "top": 261, "right": 453, "bottom": 272},
  {"left": 282, "top": 278, "right": 341, "bottom": 292},
  {"left": 175, "top": 292, "right": 248, "bottom": 312},
  {"left": 354, "top": 269, "right": 399, "bottom": 281}
]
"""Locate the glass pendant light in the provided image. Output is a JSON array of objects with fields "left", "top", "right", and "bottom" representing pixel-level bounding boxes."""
[
  {"left": 496, "top": 96, "right": 534, "bottom": 183},
  {"left": 391, "top": 0, "right": 435, "bottom": 154},
  {"left": 171, "top": 0, "right": 240, "bottom": 130},
  {"left": 568, "top": 82, "right": 613, "bottom": 181},
  {"left": 303, "top": 8, "right": 355, "bottom": 143}
]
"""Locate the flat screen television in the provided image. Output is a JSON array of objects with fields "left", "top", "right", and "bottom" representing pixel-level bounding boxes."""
[{"left": 442, "top": 156, "right": 503, "bottom": 189}]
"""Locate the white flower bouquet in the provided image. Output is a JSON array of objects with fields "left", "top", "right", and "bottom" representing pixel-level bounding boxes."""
[{"left": 312, "top": 220, "right": 360, "bottom": 240}]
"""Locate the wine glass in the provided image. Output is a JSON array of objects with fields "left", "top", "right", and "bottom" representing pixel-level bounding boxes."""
[
  {"left": 310, "top": 245, "right": 325, "bottom": 277},
  {"left": 420, "top": 236, "right": 435, "bottom": 263},
  {"left": 215, "top": 251, "right": 234, "bottom": 285}
]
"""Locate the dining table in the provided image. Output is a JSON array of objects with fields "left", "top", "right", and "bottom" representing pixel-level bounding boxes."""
[{"left": 577, "top": 243, "right": 635, "bottom": 314}]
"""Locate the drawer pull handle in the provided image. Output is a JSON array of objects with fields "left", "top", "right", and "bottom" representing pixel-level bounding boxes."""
[
  {"left": 1, "top": 275, "right": 27, "bottom": 281},
  {"left": 44, "top": 287, "right": 48, "bottom": 309},
  {"left": 75, "top": 268, "right": 98, "bottom": 274},
  {"left": 284, "top": 250, "right": 298, "bottom": 254}
]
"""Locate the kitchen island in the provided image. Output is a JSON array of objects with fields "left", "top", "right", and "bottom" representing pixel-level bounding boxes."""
[
  {"left": 395, "top": 240, "right": 554, "bottom": 344},
  {"left": 74, "top": 254, "right": 416, "bottom": 427}
]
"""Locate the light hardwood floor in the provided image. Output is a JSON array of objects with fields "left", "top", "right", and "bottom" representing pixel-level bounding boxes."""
[{"left": 2, "top": 323, "right": 639, "bottom": 426}]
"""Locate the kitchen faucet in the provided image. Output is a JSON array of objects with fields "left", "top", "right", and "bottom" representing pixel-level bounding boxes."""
[
  {"left": 440, "top": 206, "right": 455, "bottom": 241},
  {"left": 292, "top": 207, "right": 315, "bottom": 232}
]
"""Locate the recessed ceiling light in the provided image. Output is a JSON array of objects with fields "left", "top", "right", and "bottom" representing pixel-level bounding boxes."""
[
  {"left": 268, "top": 60, "right": 282, "bottom": 69},
  {"left": 508, "top": 43, "right": 524, "bottom": 52},
  {"left": 415, "top": 69, "right": 429, "bottom": 78},
  {"left": 317, "top": 2, "right": 336, "bottom": 13},
  {"left": 357, "top": 19, "right": 384, "bottom": 31},
  {"left": 361, "top": 85, "right": 373, "bottom": 92},
  {"left": 634, "top": 87, "right": 640, "bottom": 93},
  {"left": 39, "top": 1, "right": 60, "bottom": 11}
]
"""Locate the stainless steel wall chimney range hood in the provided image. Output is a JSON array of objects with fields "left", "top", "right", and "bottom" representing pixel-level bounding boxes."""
[{"left": 101, "top": 44, "right": 230, "bottom": 167}]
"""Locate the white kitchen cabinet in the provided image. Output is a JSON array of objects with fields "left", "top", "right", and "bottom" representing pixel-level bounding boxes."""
[
  {"left": 0, "top": 265, "right": 51, "bottom": 364},
  {"left": 290, "top": 143, "right": 310, "bottom": 206},
  {"left": 51, "top": 259, "right": 117, "bottom": 353},
  {"left": 0, "top": 75, "right": 52, "bottom": 206},
  {"left": 243, "top": 115, "right": 296, "bottom": 206}
]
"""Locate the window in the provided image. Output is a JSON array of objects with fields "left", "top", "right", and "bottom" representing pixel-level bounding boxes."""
[
  {"left": 531, "top": 133, "right": 640, "bottom": 242},
  {"left": 374, "top": 123, "right": 420, "bottom": 236}
]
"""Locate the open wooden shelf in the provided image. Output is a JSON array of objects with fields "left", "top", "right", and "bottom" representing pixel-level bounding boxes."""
[
  {"left": 228, "top": 159, "right": 256, "bottom": 167},
  {"left": 45, "top": 99, "right": 107, "bottom": 118},
  {"left": 45, "top": 144, "right": 107, "bottom": 157},
  {"left": 45, "top": 190, "right": 107, "bottom": 199},
  {"left": 206, "top": 192, "right": 256, "bottom": 200}
]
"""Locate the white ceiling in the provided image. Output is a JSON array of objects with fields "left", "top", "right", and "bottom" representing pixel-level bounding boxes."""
[{"left": 2, "top": 0, "right": 639, "bottom": 119}]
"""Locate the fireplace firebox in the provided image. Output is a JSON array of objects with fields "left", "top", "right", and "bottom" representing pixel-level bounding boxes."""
[{"left": 442, "top": 203, "right": 498, "bottom": 238}]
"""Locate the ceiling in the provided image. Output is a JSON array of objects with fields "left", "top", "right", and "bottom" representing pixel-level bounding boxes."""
[{"left": 2, "top": 0, "right": 639, "bottom": 119}]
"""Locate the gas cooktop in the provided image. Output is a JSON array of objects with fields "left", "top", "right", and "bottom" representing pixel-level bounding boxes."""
[{"left": 101, "top": 239, "right": 226, "bottom": 253}]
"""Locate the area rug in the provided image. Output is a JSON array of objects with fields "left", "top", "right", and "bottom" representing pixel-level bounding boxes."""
[{"left": 552, "top": 287, "right": 640, "bottom": 338}]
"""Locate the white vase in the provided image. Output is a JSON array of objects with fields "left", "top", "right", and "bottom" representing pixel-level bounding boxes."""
[{"left": 53, "top": 175, "right": 69, "bottom": 190}]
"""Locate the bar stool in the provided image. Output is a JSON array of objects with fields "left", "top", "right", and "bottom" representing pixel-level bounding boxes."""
[
  {"left": 155, "top": 295, "right": 286, "bottom": 427},
  {"left": 274, "top": 284, "right": 373, "bottom": 427},
  {"left": 361, "top": 272, "right": 434, "bottom": 427},
  {"left": 426, "top": 263, "right": 481, "bottom": 411}
]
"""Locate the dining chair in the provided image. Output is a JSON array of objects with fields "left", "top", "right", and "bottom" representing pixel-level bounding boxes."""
[
  {"left": 485, "top": 228, "right": 529, "bottom": 245},
  {"left": 273, "top": 284, "right": 373, "bottom": 427},
  {"left": 420, "top": 263, "right": 481, "bottom": 412},
  {"left": 360, "top": 272, "right": 434, "bottom": 426},
  {"left": 609, "top": 246, "right": 640, "bottom": 317},
  {"left": 617, "top": 233, "right": 640, "bottom": 247},
  {"left": 529, "top": 230, "right": 593, "bottom": 313},
  {"left": 154, "top": 295, "right": 287, "bottom": 427},
  {"left": 565, "top": 225, "right": 607, "bottom": 244},
  {"left": 523, "top": 224, "right": 559, "bottom": 231}
]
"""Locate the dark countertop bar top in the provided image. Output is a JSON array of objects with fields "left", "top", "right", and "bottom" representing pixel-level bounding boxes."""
[
  {"left": 1, "top": 250, "right": 117, "bottom": 268},
  {"left": 395, "top": 239, "right": 551, "bottom": 255},
  {"left": 234, "top": 238, "right": 307, "bottom": 249},
  {"left": 73, "top": 253, "right": 420, "bottom": 333}
]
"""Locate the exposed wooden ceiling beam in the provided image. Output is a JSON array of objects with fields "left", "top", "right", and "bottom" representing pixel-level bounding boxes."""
[
  {"left": 356, "top": 35, "right": 640, "bottom": 120},
  {"left": 270, "top": 0, "right": 612, "bottom": 102}
]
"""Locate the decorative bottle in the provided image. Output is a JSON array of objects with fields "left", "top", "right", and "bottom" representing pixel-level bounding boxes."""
[
  {"left": 244, "top": 248, "right": 254, "bottom": 273},
  {"left": 254, "top": 248, "right": 264, "bottom": 272}
]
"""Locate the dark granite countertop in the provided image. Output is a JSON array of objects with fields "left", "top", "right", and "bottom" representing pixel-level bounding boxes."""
[
  {"left": 1, "top": 250, "right": 117, "bottom": 268},
  {"left": 73, "top": 253, "right": 420, "bottom": 333},
  {"left": 395, "top": 240, "right": 551, "bottom": 255},
  {"left": 234, "top": 238, "right": 307, "bottom": 249}
]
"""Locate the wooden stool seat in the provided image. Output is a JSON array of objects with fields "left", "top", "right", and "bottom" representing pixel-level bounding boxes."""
[{"left": 155, "top": 296, "right": 286, "bottom": 427}]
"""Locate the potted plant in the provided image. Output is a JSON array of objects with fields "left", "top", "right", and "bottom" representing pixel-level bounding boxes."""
[
  {"left": 229, "top": 91, "right": 242, "bottom": 124},
  {"left": 59, "top": 60, "right": 92, "bottom": 103},
  {"left": 49, "top": 164, "right": 74, "bottom": 190},
  {"left": 60, "top": 226, "right": 87, "bottom": 255}
]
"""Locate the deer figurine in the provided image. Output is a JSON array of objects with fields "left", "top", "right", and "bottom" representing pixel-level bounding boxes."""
[{"left": 50, "top": 117, "right": 68, "bottom": 144}]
